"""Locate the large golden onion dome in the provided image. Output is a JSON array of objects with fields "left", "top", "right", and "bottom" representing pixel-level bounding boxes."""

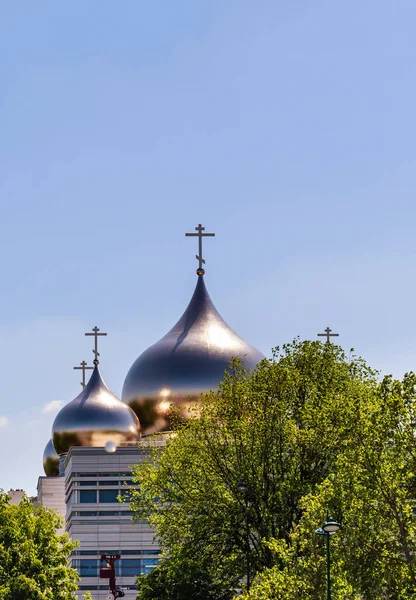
[
  {"left": 43, "top": 438, "right": 59, "bottom": 476},
  {"left": 122, "top": 272, "right": 265, "bottom": 434},
  {"left": 52, "top": 364, "right": 141, "bottom": 455}
]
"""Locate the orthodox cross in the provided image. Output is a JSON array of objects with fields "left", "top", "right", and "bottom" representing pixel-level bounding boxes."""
[
  {"left": 73, "top": 360, "right": 93, "bottom": 389},
  {"left": 185, "top": 223, "right": 215, "bottom": 273},
  {"left": 317, "top": 326, "right": 339, "bottom": 343},
  {"left": 85, "top": 326, "right": 107, "bottom": 364}
]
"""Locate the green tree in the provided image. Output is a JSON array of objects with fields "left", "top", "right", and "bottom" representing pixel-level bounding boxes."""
[
  {"left": 243, "top": 370, "right": 416, "bottom": 599},
  {"left": 130, "top": 340, "right": 382, "bottom": 597},
  {"left": 136, "top": 556, "right": 234, "bottom": 600},
  {"left": 0, "top": 492, "right": 79, "bottom": 600}
]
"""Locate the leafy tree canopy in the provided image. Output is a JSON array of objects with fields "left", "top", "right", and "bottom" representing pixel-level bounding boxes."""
[
  {"left": 0, "top": 492, "right": 79, "bottom": 600},
  {"left": 130, "top": 339, "right": 416, "bottom": 598},
  {"left": 242, "top": 368, "right": 416, "bottom": 599},
  {"left": 136, "top": 556, "right": 234, "bottom": 600}
]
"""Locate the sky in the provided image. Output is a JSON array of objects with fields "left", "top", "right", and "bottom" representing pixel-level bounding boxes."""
[{"left": 1, "top": 0, "right": 416, "bottom": 494}]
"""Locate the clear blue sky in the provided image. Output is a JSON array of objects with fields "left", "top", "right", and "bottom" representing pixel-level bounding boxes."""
[{"left": 1, "top": 1, "right": 415, "bottom": 495}]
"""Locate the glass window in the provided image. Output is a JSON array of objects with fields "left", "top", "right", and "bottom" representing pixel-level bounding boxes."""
[
  {"left": 79, "top": 559, "right": 98, "bottom": 577},
  {"left": 98, "top": 480, "right": 119, "bottom": 486},
  {"left": 123, "top": 559, "right": 141, "bottom": 567},
  {"left": 67, "top": 490, "right": 76, "bottom": 504},
  {"left": 79, "top": 481, "right": 97, "bottom": 486},
  {"left": 99, "top": 489, "right": 119, "bottom": 503},
  {"left": 121, "top": 559, "right": 142, "bottom": 576},
  {"left": 80, "top": 490, "right": 97, "bottom": 503},
  {"left": 119, "top": 488, "right": 132, "bottom": 500},
  {"left": 143, "top": 558, "right": 160, "bottom": 567},
  {"left": 71, "top": 511, "right": 98, "bottom": 516}
]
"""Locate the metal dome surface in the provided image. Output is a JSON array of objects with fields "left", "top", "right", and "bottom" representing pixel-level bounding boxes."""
[
  {"left": 122, "top": 273, "right": 265, "bottom": 434},
  {"left": 52, "top": 364, "right": 141, "bottom": 455},
  {"left": 43, "top": 438, "right": 59, "bottom": 477}
]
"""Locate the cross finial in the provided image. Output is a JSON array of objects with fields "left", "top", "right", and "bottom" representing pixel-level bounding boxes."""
[
  {"left": 73, "top": 360, "right": 93, "bottom": 389},
  {"left": 85, "top": 326, "right": 107, "bottom": 364},
  {"left": 317, "top": 326, "right": 339, "bottom": 343},
  {"left": 185, "top": 223, "right": 215, "bottom": 275}
]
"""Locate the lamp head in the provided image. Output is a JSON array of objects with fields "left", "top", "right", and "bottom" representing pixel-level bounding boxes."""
[
  {"left": 236, "top": 482, "right": 248, "bottom": 495},
  {"left": 322, "top": 516, "right": 341, "bottom": 534}
]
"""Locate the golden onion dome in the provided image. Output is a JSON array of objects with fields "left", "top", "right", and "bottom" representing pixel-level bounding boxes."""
[
  {"left": 52, "top": 364, "right": 141, "bottom": 455},
  {"left": 43, "top": 438, "right": 59, "bottom": 476},
  {"left": 122, "top": 272, "right": 265, "bottom": 434}
]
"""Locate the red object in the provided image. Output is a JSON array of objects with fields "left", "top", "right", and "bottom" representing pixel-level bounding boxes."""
[
  {"left": 100, "top": 555, "right": 124, "bottom": 598},
  {"left": 100, "top": 567, "right": 112, "bottom": 579}
]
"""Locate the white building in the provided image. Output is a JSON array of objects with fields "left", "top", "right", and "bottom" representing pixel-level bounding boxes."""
[
  {"left": 65, "top": 446, "right": 158, "bottom": 598},
  {"left": 7, "top": 489, "right": 27, "bottom": 505}
]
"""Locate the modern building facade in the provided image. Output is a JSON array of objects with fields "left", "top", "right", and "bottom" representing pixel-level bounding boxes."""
[{"left": 65, "top": 447, "right": 158, "bottom": 598}]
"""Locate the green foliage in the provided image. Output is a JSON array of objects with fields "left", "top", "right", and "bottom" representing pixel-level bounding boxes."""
[
  {"left": 136, "top": 557, "right": 234, "bottom": 600},
  {"left": 0, "top": 493, "right": 79, "bottom": 600},
  {"left": 130, "top": 339, "right": 416, "bottom": 598},
  {"left": 82, "top": 593, "right": 93, "bottom": 600},
  {"left": 242, "top": 368, "right": 416, "bottom": 599}
]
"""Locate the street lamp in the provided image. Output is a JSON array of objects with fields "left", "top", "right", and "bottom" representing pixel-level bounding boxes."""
[
  {"left": 236, "top": 482, "right": 250, "bottom": 592},
  {"left": 315, "top": 515, "right": 341, "bottom": 600},
  {"left": 100, "top": 554, "right": 125, "bottom": 598}
]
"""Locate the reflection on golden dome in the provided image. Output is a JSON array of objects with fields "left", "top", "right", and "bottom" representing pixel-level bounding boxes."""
[
  {"left": 52, "top": 365, "right": 141, "bottom": 455},
  {"left": 43, "top": 438, "right": 59, "bottom": 476},
  {"left": 122, "top": 273, "right": 264, "bottom": 434}
]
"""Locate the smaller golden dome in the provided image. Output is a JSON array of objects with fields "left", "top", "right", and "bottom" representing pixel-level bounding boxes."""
[
  {"left": 52, "top": 365, "right": 141, "bottom": 455},
  {"left": 43, "top": 438, "right": 59, "bottom": 476}
]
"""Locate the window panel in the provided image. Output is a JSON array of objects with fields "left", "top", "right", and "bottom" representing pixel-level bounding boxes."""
[
  {"left": 79, "top": 490, "right": 97, "bottom": 503},
  {"left": 123, "top": 559, "right": 141, "bottom": 567},
  {"left": 79, "top": 559, "right": 98, "bottom": 577},
  {"left": 143, "top": 558, "right": 160, "bottom": 567},
  {"left": 99, "top": 489, "right": 119, "bottom": 503},
  {"left": 119, "top": 488, "right": 132, "bottom": 500},
  {"left": 68, "top": 490, "right": 76, "bottom": 504}
]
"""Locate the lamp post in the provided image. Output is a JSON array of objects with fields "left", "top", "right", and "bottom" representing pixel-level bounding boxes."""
[
  {"left": 100, "top": 554, "right": 125, "bottom": 598},
  {"left": 315, "top": 515, "right": 341, "bottom": 600},
  {"left": 236, "top": 482, "right": 251, "bottom": 592}
]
